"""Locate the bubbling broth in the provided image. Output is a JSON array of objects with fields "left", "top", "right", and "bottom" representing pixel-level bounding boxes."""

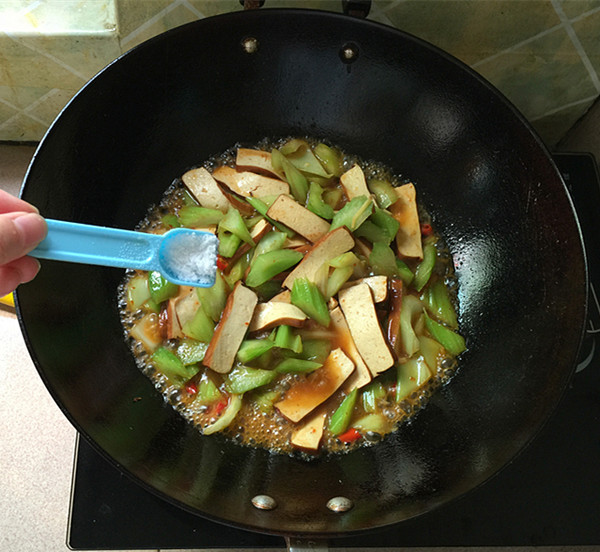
[{"left": 118, "top": 138, "right": 464, "bottom": 457}]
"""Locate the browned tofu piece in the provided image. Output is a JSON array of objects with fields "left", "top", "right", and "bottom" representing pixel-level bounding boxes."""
[
  {"left": 290, "top": 409, "right": 327, "bottom": 450},
  {"left": 266, "top": 194, "right": 330, "bottom": 243},
  {"left": 271, "top": 290, "right": 291, "bottom": 303},
  {"left": 174, "top": 290, "right": 201, "bottom": 330},
  {"left": 330, "top": 307, "right": 372, "bottom": 392},
  {"left": 212, "top": 165, "right": 289, "bottom": 198},
  {"left": 236, "top": 148, "right": 283, "bottom": 179},
  {"left": 390, "top": 183, "right": 423, "bottom": 259},
  {"left": 182, "top": 167, "right": 230, "bottom": 213},
  {"left": 340, "top": 164, "right": 370, "bottom": 200},
  {"left": 248, "top": 301, "right": 307, "bottom": 332},
  {"left": 338, "top": 283, "right": 394, "bottom": 377},
  {"left": 166, "top": 298, "right": 184, "bottom": 339},
  {"left": 282, "top": 227, "right": 354, "bottom": 289},
  {"left": 275, "top": 348, "right": 354, "bottom": 423},
  {"left": 203, "top": 282, "right": 258, "bottom": 374},
  {"left": 341, "top": 275, "right": 388, "bottom": 303}
]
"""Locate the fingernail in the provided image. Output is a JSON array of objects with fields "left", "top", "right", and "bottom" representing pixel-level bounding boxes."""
[{"left": 13, "top": 213, "right": 47, "bottom": 247}]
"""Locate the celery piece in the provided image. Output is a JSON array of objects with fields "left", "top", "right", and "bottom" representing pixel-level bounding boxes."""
[
  {"left": 400, "top": 294, "right": 423, "bottom": 356},
  {"left": 203, "top": 394, "right": 242, "bottom": 435},
  {"left": 329, "top": 388, "right": 358, "bottom": 435},
  {"left": 218, "top": 228, "right": 242, "bottom": 258},
  {"left": 371, "top": 208, "right": 400, "bottom": 243},
  {"left": 148, "top": 271, "right": 179, "bottom": 304},
  {"left": 279, "top": 138, "right": 306, "bottom": 156},
  {"left": 298, "top": 339, "right": 331, "bottom": 363},
  {"left": 419, "top": 335, "right": 444, "bottom": 372},
  {"left": 244, "top": 215, "right": 264, "bottom": 229},
  {"left": 352, "top": 413, "right": 386, "bottom": 434},
  {"left": 237, "top": 339, "right": 275, "bottom": 363},
  {"left": 354, "top": 221, "right": 385, "bottom": 244},
  {"left": 245, "top": 196, "right": 295, "bottom": 238},
  {"left": 325, "top": 266, "right": 353, "bottom": 299},
  {"left": 252, "top": 388, "right": 280, "bottom": 412},
  {"left": 368, "top": 242, "right": 398, "bottom": 278},
  {"left": 253, "top": 280, "right": 283, "bottom": 301},
  {"left": 151, "top": 347, "right": 197, "bottom": 381},
  {"left": 223, "top": 253, "right": 249, "bottom": 288},
  {"left": 413, "top": 243, "right": 437, "bottom": 291},
  {"left": 290, "top": 277, "right": 331, "bottom": 327},
  {"left": 422, "top": 280, "right": 458, "bottom": 328},
  {"left": 329, "top": 252, "right": 359, "bottom": 268},
  {"left": 251, "top": 230, "right": 288, "bottom": 265},
  {"left": 178, "top": 205, "right": 224, "bottom": 227},
  {"left": 225, "top": 365, "right": 277, "bottom": 394},
  {"left": 181, "top": 305, "right": 215, "bottom": 342},
  {"left": 323, "top": 188, "right": 343, "bottom": 210},
  {"left": 274, "top": 358, "right": 322, "bottom": 373},
  {"left": 127, "top": 274, "right": 151, "bottom": 311},
  {"left": 245, "top": 249, "right": 303, "bottom": 288},
  {"left": 396, "top": 355, "right": 431, "bottom": 402},
  {"left": 196, "top": 270, "right": 228, "bottom": 322},
  {"left": 274, "top": 325, "right": 303, "bottom": 354},
  {"left": 314, "top": 143, "right": 344, "bottom": 177},
  {"left": 272, "top": 148, "right": 308, "bottom": 204},
  {"left": 287, "top": 145, "right": 331, "bottom": 178},
  {"left": 424, "top": 312, "right": 466, "bottom": 356},
  {"left": 368, "top": 178, "right": 398, "bottom": 209},
  {"left": 182, "top": 188, "right": 200, "bottom": 206},
  {"left": 306, "top": 182, "right": 334, "bottom": 220},
  {"left": 161, "top": 213, "right": 181, "bottom": 229},
  {"left": 177, "top": 338, "right": 208, "bottom": 365},
  {"left": 396, "top": 259, "right": 415, "bottom": 286},
  {"left": 219, "top": 208, "right": 254, "bottom": 245},
  {"left": 361, "top": 381, "right": 386, "bottom": 413},
  {"left": 197, "top": 372, "right": 222, "bottom": 403},
  {"left": 330, "top": 196, "right": 373, "bottom": 232}
]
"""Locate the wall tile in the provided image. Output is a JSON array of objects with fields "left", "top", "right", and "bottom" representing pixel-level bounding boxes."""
[
  {"left": 531, "top": 98, "right": 595, "bottom": 145},
  {"left": 559, "top": 0, "right": 600, "bottom": 19},
  {"left": 0, "top": 101, "right": 18, "bottom": 124},
  {"left": 380, "top": 0, "right": 561, "bottom": 65},
  {"left": 0, "top": 112, "right": 48, "bottom": 141},
  {"left": 571, "top": 8, "right": 600, "bottom": 76},
  {"left": 474, "top": 26, "right": 597, "bottom": 120},
  {"left": 116, "top": 0, "right": 175, "bottom": 39}
]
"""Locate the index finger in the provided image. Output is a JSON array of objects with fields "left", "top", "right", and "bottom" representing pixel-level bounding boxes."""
[{"left": 0, "top": 189, "right": 39, "bottom": 215}]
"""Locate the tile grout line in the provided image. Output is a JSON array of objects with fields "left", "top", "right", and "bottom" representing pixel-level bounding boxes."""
[
  {"left": 0, "top": 88, "right": 61, "bottom": 131},
  {"left": 529, "top": 94, "right": 597, "bottom": 121},
  {"left": 120, "top": 0, "right": 185, "bottom": 48},
  {"left": 181, "top": 0, "right": 206, "bottom": 20},
  {"left": 550, "top": 0, "right": 600, "bottom": 93}
]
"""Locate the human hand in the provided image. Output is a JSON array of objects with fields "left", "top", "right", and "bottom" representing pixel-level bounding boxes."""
[{"left": 0, "top": 190, "right": 47, "bottom": 296}]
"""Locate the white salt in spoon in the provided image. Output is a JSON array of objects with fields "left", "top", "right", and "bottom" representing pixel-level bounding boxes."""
[{"left": 30, "top": 219, "right": 218, "bottom": 287}]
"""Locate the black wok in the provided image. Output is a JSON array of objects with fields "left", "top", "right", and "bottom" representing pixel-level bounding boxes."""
[{"left": 17, "top": 9, "right": 587, "bottom": 539}]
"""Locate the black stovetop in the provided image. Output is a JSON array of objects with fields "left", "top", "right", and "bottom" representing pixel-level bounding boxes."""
[{"left": 68, "top": 153, "right": 600, "bottom": 550}]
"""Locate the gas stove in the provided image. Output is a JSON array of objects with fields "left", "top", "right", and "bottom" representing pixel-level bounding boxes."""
[{"left": 68, "top": 152, "right": 600, "bottom": 550}]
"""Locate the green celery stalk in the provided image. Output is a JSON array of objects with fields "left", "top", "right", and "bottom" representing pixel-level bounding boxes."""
[
  {"left": 176, "top": 338, "right": 208, "bottom": 365},
  {"left": 298, "top": 339, "right": 331, "bottom": 363},
  {"left": 314, "top": 143, "right": 344, "bottom": 177},
  {"left": 245, "top": 249, "right": 303, "bottom": 288},
  {"left": 274, "top": 325, "right": 303, "bottom": 354},
  {"left": 236, "top": 339, "right": 275, "bottom": 363},
  {"left": 368, "top": 242, "right": 398, "bottom": 278},
  {"left": 329, "top": 388, "right": 358, "bottom": 435},
  {"left": 203, "top": 394, "right": 242, "bottom": 435},
  {"left": 178, "top": 205, "right": 224, "bottom": 227},
  {"left": 361, "top": 381, "right": 386, "bottom": 413},
  {"left": 217, "top": 228, "right": 242, "bottom": 258},
  {"left": 396, "top": 355, "right": 431, "bottom": 402},
  {"left": 287, "top": 144, "right": 331, "bottom": 178},
  {"left": 419, "top": 335, "right": 444, "bottom": 372},
  {"left": 424, "top": 312, "right": 466, "bottom": 356},
  {"left": 368, "top": 178, "right": 398, "bottom": 209},
  {"left": 274, "top": 358, "right": 322, "bottom": 373},
  {"left": 271, "top": 148, "right": 308, "bottom": 204},
  {"left": 225, "top": 365, "right": 277, "bottom": 394},
  {"left": 182, "top": 188, "right": 200, "bottom": 206},
  {"left": 352, "top": 413, "right": 386, "bottom": 434},
  {"left": 197, "top": 372, "right": 222, "bottom": 403},
  {"left": 245, "top": 196, "right": 295, "bottom": 237},
  {"left": 306, "top": 182, "right": 334, "bottom": 220},
  {"left": 126, "top": 274, "right": 151, "bottom": 311},
  {"left": 413, "top": 243, "right": 437, "bottom": 291},
  {"left": 279, "top": 138, "right": 306, "bottom": 156},
  {"left": 422, "top": 280, "right": 458, "bottom": 328},
  {"left": 223, "top": 253, "right": 249, "bottom": 288},
  {"left": 181, "top": 305, "right": 215, "bottom": 342},
  {"left": 395, "top": 259, "right": 414, "bottom": 286},
  {"left": 151, "top": 347, "right": 197, "bottom": 381},
  {"left": 251, "top": 230, "right": 288, "bottom": 264},
  {"left": 219, "top": 208, "right": 254, "bottom": 245},
  {"left": 325, "top": 266, "right": 353, "bottom": 299},
  {"left": 400, "top": 294, "right": 423, "bottom": 356},
  {"left": 161, "top": 213, "right": 181, "bottom": 229},
  {"left": 371, "top": 208, "right": 400, "bottom": 243},
  {"left": 148, "top": 271, "right": 179, "bottom": 304},
  {"left": 329, "top": 252, "right": 359, "bottom": 268},
  {"left": 195, "top": 270, "right": 228, "bottom": 322},
  {"left": 252, "top": 388, "right": 280, "bottom": 412},
  {"left": 290, "top": 277, "right": 331, "bottom": 327},
  {"left": 329, "top": 195, "right": 373, "bottom": 232}
]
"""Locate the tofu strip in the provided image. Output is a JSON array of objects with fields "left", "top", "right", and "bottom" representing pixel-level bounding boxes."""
[
  {"left": 182, "top": 167, "right": 230, "bottom": 213},
  {"left": 390, "top": 183, "right": 423, "bottom": 259},
  {"left": 338, "top": 283, "right": 394, "bottom": 377},
  {"left": 248, "top": 301, "right": 307, "bottom": 332},
  {"left": 212, "top": 165, "right": 289, "bottom": 198},
  {"left": 203, "top": 282, "right": 258, "bottom": 374},
  {"left": 235, "top": 148, "right": 283, "bottom": 179},
  {"left": 340, "top": 164, "right": 371, "bottom": 200},
  {"left": 267, "top": 194, "right": 330, "bottom": 243},
  {"left": 290, "top": 409, "right": 327, "bottom": 450}
]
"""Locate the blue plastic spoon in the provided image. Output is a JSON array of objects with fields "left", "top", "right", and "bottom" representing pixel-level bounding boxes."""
[{"left": 30, "top": 219, "right": 219, "bottom": 287}]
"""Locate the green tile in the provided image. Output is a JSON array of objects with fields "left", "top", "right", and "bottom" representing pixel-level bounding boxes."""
[
  {"left": 0, "top": 112, "right": 48, "bottom": 141},
  {"left": 559, "top": 0, "right": 600, "bottom": 19},
  {"left": 27, "top": 88, "right": 76, "bottom": 125},
  {"left": 0, "top": 85, "right": 52, "bottom": 110},
  {"left": 116, "top": 0, "right": 175, "bottom": 38},
  {"left": 187, "top": 0, "right": 243, "bottom": 17},
  {"left": 571, "top": 9, "right": 600, "bottom": 76},
  {"left": 475, "top": 26, "right": 597, "bottom": 120},
  {"left": 0, "top": 101, "right": 18, "bottom": 124},
  {"left": 531, "top": 99, "right": 595, "bottom": 146},
  {"left": 382, "top": 0, "right": 561, "bottom": 65}
]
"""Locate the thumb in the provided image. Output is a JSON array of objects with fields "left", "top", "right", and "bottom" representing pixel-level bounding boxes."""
[{"left": 0, "top": 212, "right": 47, "bottom": 265}]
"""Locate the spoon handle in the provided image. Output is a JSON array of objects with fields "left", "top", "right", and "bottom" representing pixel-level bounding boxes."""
[{"left": 30, "top": 219, "right": 162, "bottom": 272}]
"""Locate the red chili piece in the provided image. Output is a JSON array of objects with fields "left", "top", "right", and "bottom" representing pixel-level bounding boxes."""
[
  {"left": 213, "top": 398, "right": 228, "bottom": 416},
  {"left": 185, "top": 382, "right": 198, "bottom": 395},
  {"left": 420, "top": 223, "right": 433, "bottom": 236},
  {"left": 338, "top": 428, "right": 362, "bottom": 443},
  {"left": 216, "top": 255, "right": 228, "bottom": 271}
]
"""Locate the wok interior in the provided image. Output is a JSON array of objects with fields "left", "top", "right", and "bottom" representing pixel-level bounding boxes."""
[{"left": 17, "top": 10, "right": 586, "bottom": 537}]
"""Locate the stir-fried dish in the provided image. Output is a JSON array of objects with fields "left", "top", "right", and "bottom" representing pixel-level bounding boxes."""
[{"left": 119, "top": 138, "right": 466, "bottom": 456}]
